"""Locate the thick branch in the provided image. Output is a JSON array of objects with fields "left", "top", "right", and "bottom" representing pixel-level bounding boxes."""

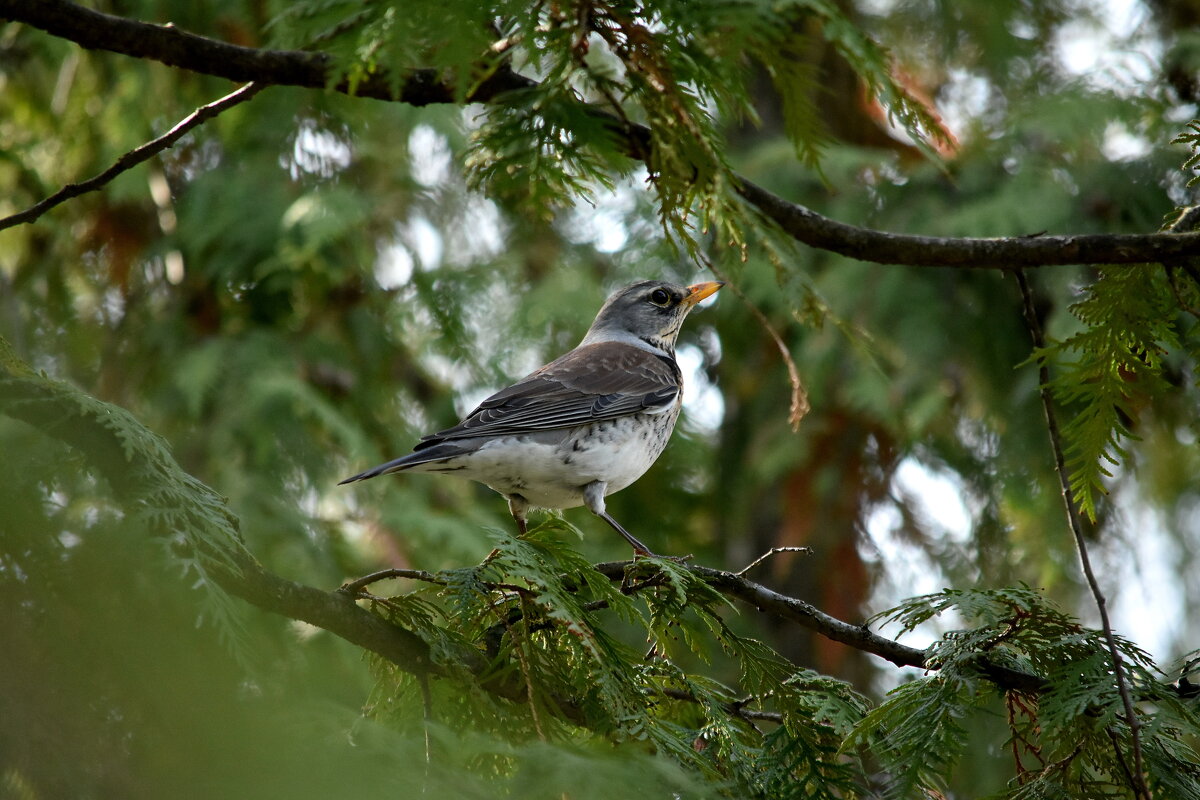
[
  {"left": 6, "top": 0, "right": 1200, "bottom": 267},
  {"left": 0, "top": 0, "right": 533, "bottom": 104},
  {"left": 737, "top": 180, "right": 1200, "bottom": 268},
  {"left": 215, "top": 552, "right": 441, "bottom": 677}
]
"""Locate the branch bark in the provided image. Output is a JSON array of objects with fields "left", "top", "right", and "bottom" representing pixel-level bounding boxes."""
[{"left": 5, "top": 0, "right": 1200, "bottom": 268}]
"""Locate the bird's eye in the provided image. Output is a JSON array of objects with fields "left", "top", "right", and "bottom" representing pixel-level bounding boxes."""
[{"left": 649, "top": 288, "right": 671, "bottom": 306}]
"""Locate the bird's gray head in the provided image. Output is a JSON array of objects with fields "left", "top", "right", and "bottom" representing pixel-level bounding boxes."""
[{"left": 581, "top": 280, "right": 723, "bottom": 355}]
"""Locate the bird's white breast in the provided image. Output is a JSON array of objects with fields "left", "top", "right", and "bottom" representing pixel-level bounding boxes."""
[{"left": 427, "top": 405, "right": 682, "bottom": 510}]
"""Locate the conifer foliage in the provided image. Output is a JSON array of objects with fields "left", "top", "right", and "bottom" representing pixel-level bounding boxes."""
[{"left": 2, "top": 1, "right": 1199, "bottom": 797}]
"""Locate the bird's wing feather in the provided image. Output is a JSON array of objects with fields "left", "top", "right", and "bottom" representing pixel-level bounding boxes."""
[{"left": 415, "top": 342, "right": 681, "bottom": 446}]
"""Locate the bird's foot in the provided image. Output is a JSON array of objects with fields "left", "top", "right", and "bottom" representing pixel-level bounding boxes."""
[{"left": 631, "top": 548, "right": 693, "bottom": 564}]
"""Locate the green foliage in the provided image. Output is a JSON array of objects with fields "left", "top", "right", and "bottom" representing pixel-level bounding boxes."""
[
  {"left": 1027, "top": 123, "right": 1200, "bottom": 521},
  {"left": 4, "top": 0, "right": 1200, "bottom": 797},
  {"left": 266, "top": 0, "right": 498, "bottom": 99},
  {"left": 465, "top": 83, "right": 632, "bottom": 221},
  {"left": 357, "top": 520, "right": 871, "bottom": 796},
  {"left": 1034, "top": 267, "right": 1183, "bottom": 520},
  {"left": 0, "top": 337, "right": 250, "bottom": 644},
  {"left": 265, "top": 0, "right": 948, "bottom": 252},
  {"left": 1172, "top": 121, "right": 1200, "bottom": 188},
  {"left": 860, "top": 588, "right": 1200, "bottom": 798},
  {"left": 850, "top": 671, "right": 985, "bottom": 799}
]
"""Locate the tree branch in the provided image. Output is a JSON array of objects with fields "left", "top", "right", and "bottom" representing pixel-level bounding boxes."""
[
  {"left": 660, "top": 687, "right": 784, "bottom": 725},
  {"left": 0, "top": 0, "right": 533, "bottom": 104},
  {"left": 0, "top": 81, "right": 264, "bottom": 232},
  {"left": 216, "top": 550, "right": 440, "bottom": 676},
  {"left": 1013, "top": 270, "right": 1150, "bottom": 800},
  {"left": 338, "top": 567, "right": 447, "bottom": 595},
  {"left": 736, "top": 179, "right": 1200, "bottom": 269},
  {"left": 6, "top": 0, "right": 1200, "bottom": 268},
  {"left": 593, "top": 560, "right": 1051, "bottom": 695}
]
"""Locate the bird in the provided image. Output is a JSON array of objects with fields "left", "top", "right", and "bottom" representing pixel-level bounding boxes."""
[{"left": 339, "top": 279, "right": 723, "bottom": 556}]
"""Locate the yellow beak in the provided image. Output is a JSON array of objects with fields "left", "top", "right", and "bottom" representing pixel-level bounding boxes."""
[{"left": 683, "top": 281, "right": 724, "bottom": 306}]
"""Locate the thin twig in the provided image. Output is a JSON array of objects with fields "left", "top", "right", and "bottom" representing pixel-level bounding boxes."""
[
  {"left": 1105, "top": 724, "right": 1141, "bottom": 795},
  {"left": 512, "top": 594, "right": 547, "bottom": 740},
  {"left": 1034, "top": 741, "right": 1086, "bottom": 782},
  {"left": 1008, "top": 695, "right": 1036, "bottom": 782},
  {"left": 1006, "top": 693, "right": 1041, "bottom": 782},
  {"left": 737, "top": 546, "right": 812, "bottom": 576},
  {"left": 706, "top": 258, "right": 810, "bottom": 429},
  {"left": 1164, "top": 266, "right": 1200, "bottom": 319},
  {"left": 1013, "top": 269, "right": 1150, "bottom": 800},
  {"left": 0, "top": 81, "right": 264, "bottom": 232},
  {"left": 339, "top": 567, "right": 446, "bottom": 595},
  {"left": 660, "top": 687, "right": 783, "bottom": 725},
  {"left": 418, "top": 671, "right": 434, "bottom": 782}
]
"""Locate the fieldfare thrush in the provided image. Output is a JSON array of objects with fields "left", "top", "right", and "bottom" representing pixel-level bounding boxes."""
[{"left": 340, "top": 280, "right": 723, "bottom": 555}]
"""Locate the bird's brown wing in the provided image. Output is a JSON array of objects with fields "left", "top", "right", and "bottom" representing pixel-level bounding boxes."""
[{"left": 415, "top": 342, "right": 681, "bottom": 446}]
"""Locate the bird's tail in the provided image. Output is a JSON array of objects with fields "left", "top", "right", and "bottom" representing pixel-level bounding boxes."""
[{"left": 338, "top": 442, "right": 469, "bottom": 485}]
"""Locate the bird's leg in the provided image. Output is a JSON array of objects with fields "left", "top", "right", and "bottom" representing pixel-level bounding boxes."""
[
  {"left": 583, "top": 481, "right": 656, "bottom": 557},
  {"left": 484, "top": 495, "right": 533, "bottom": 562},
  {"left": 507, "top": 494, "right": 530, "bottom": 536}
]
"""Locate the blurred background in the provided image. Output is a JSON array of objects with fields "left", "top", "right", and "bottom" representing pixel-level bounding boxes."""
[{"left": 2, "top": 0, "right": 1198, "bottom": 796}]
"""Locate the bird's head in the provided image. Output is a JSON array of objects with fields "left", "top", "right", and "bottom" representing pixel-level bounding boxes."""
[{"left": 582, "top": 280, "right": 724, "bottom": 355}]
